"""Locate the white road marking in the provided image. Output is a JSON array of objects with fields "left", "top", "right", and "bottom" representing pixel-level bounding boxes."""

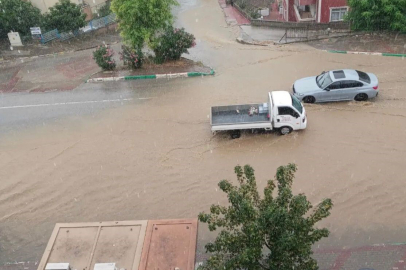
[{"left": 0, "top": 98, "right": 151, "bottom": 110}]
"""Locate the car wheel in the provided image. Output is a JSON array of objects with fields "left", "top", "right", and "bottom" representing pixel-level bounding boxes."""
[
  {"left": 354, "top": 93, "right": 368, "bottom": 101},
  {"left": 279, "top": 126, "right": 292, "bottom": 135},
  {"left": 303, "top": 96, "right": 316, "bottom": 103}
]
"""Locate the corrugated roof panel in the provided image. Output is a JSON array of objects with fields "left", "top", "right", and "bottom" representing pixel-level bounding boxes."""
[
  {"left": 37, "top": 221, "right": 148, "bottom": 270},
  {"left": 139, "top": 219, "right": 198, "bottom": 270}
]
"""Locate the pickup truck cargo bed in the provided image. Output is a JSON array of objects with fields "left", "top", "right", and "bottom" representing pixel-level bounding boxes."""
[{"left": 211, "top": 104, "right": 269, "bottom": 125}]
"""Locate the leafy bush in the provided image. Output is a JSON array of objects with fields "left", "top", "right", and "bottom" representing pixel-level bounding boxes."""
[
  {"left": 94, "top": 0, "right": 112, "bottom": 18},
  {"left": 111, "top": 0, "right": 178, "bottom": 50},
  {"left": 347, "top": 0, "right": 406, "bottom": 33},
  {"left": 199, "top": 164, "right": 333, "bottom": 270},
  {"left": 119, "top": 45, "right": 143, "bottom": 69},
  {"left": 153, "top": 27, "right": 196, "bottom": 64},
  {"left": 0, "top": 0, "right": 42, "bottom": 38},
  {"left": 93, "top": 45, "right": 116, "bottom": 71},
  {"left": 43, "top": 0, "right": 86, "bottom": 32}
]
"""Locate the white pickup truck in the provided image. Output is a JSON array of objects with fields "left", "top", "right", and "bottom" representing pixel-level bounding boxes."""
[{"left": 210, "top": 91, "right": 307, "bottom": 139}]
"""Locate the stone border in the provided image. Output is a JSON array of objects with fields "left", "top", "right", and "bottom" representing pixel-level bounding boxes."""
[
  {"left": 325, "top": 50, "right": 406, "bottom": 58},
  {"left": 86, "top": 69, "right": 215, "bottom": 83}
]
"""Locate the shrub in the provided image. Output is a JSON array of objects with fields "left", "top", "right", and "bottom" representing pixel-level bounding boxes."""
[
  {"left": 153, "top": 27, "right": 196, "bottom": 64},
  {"left": 43, "top": 0, "right": 86, "bottom": 32},
  {"left": 0, "top": 0, "right": 42, "bottom": 38},
  {"left": 119, "top": 45, "right": 143, "bottom": 69},
  {"left": 347, "top": 0, "right": 406, "bottom": 33},
  {"left": 93, "top": 45, "right": 116, "bottom": 71},
  {"left": 96, "top": 0, "right": 112, "bottom": 18}
]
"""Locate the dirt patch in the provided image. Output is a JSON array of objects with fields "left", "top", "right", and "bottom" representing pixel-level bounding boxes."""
[
  {"left": 0, "top": 25, "right": 121, "bottom": 60},
  {"left": 89, "top": 57, "right": 211, "bottom": 78},
  {"left": 308, "top": 32, "right": 406, "bottom": 54}
]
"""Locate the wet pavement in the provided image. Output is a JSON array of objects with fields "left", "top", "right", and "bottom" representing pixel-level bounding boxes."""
[{"left": 1, "top": 0, "right": 406, "bottom": 268}]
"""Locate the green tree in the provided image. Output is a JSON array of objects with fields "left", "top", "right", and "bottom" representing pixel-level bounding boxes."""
[
  {"left": 111, "top": 0, "right": 178, "bottom": 50},
  {"left": 0, "top": 0, "right": 42, "bottom": 38},
  {"left": 43, "top": 0, "right": 86, "bottom": 32},
  {"left": 93, "top": 0, "right": 112, "bottom": 18},
  {"left": 347, "top": 0, "right": 406, "bottom": 33},
  {"left": 198, "top": 164, "right": 333, "bottom": 270}
]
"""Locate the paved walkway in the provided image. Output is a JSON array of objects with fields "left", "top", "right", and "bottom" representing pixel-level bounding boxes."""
[{"left": 218, "top": 0, "right": 250, "bottom": 25}]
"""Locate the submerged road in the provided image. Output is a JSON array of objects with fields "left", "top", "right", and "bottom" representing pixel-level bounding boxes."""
[{"left": 1, "top": 0, "right": 406, "bottom": 265}]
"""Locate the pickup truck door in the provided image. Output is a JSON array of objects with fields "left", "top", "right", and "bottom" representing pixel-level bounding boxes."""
[{"left": 275, "top": 106, "right": 301, "bottom": 130}]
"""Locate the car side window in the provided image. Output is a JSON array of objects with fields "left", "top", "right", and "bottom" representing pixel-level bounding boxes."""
[
  {"left": 278, "top": 107, "right": 297, "bottom": 117},
  {"left": 327, "top": 82, "right": 342, "bottom": 90},
  {"left": 341, "top": 80, "right": 363, "bottom": 88}
]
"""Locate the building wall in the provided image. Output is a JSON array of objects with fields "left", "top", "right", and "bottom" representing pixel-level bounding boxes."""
[
  {"left": 288, "top": 0, "right": 296, "bottom": 21},
  {"left": 319, "top": 0, "right": 348, "bottom": 23}
]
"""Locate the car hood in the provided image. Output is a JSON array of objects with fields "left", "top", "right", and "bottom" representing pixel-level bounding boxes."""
[{"left": 294, "top": 76, "right": 320, "bottom": 94}]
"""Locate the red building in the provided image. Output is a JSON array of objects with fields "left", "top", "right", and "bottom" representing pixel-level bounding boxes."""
[{"left": 281, "top": 0, "right": 348, "bottom": 23}]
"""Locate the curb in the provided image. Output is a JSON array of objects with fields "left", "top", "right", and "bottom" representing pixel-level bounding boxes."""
[
  {"left": 236, "top": 37, "right": 269, "bottom": 47},
  {"left": 86, "top": 69, "right": 215, "bottom": 83},
  {"left": 325, "top": 50, "right": 406, "bottom": 58}
]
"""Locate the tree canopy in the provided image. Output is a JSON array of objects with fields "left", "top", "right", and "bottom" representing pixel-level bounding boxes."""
[
  {"left": 111, "top": 0, "right": 178, "bottom": 50},
  {"left": 43, "top": 0, "right": 86, "bottom": 32},
  {"left": 347, "top": 0, "right": 406, "bottom": 33},
  {"left": 0, "top": 0, "right": 42, "bottom": 38},
  {"left": 198, "top": 164, "right": 333, "bottom": 270}
]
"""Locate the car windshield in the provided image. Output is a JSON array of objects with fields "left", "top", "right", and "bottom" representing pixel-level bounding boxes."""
[
  {"left": 316, "top": 72, "right": 333, "bottom": 89},
  {"left": 291, "top": 94, "right": 303, "bottom": 114}
]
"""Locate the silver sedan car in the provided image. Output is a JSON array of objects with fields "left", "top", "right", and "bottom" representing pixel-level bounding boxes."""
[{"left": 293, "top": 69, "right": 379, "bottom": 103}]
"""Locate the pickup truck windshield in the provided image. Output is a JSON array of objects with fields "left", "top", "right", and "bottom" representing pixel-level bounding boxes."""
[
  {"left": 291, "top": 95, "right": 303, "bottom": 114},
  {"left": 316, "top": 72, "right": 332, "bottom": 89}
]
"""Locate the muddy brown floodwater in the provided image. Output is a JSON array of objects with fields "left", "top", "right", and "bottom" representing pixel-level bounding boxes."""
[{"left": 1, "top": 0, "right": 406, "bottom": 263}]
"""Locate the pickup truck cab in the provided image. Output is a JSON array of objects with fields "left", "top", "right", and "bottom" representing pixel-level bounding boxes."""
[{"left": 210, "top": 91, "right": 307, "bottom": 138}]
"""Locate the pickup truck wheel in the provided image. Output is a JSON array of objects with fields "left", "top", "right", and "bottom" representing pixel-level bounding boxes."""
[
  {"left": 279, "top": 126, "right": 292, "bottom": 135},
  {"left": 354, "top": 93, "right": 368, "bottom": 101},
  {"left": 230, "top": 130, "right": 241, "bottom": 139},
  {"left": 303, "top": 96, "right": 315, "bottom": 103}
]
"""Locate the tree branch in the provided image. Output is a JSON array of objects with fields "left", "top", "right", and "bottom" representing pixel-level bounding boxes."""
[{"left": 257, "top": 260, "right": 270, "bottom": 270}]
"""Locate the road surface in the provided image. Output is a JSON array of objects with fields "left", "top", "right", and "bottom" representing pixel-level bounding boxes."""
[{"left": 1, "top": 0, "right": 406, "bottom": 264}]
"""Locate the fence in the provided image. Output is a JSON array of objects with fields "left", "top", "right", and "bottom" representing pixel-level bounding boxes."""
[
  {"left": 40, "top": 13, "right": 116, "bottom": 44},
  {"left": 279, "top": 25, "right": 350, "bottom": 43},
  {"left": 252, "top": 19, "right": 350, "bottom": 30}
]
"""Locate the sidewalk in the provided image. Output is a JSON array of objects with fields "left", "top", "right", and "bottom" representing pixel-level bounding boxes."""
[
  {"left": 308, "top": 32, "right": 406, "bottom": 55},
  {"left": 218, "top": 0, "right": 250, "bottom": 26}
]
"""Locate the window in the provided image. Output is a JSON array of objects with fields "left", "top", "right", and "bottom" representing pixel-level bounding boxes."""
[
  {"left": 330, "top": 7, "right": 348, "bottom": 22},
  {"left": 278, "top": 107, "right": 298, "bottom": 117},
  {"left": 316, "top": 72, "right": 333, "bottom": 89},
  {"left": 333, "top": 70, "right": 346, "bottom": 79},
  {"left": 341, "top": 80, "right": 363, "bottom": 89},
  {"left": 327, "top": 81, "right": 342, "bottom": 90},
  {"left": 291, "top": 95, "right": 303, "bottom": 114},
  {"left": 356, "top": 70, "right": 371, "bottom": 84}
]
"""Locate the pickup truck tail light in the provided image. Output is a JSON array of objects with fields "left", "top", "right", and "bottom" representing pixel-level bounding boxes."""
[{"left": 373, "top": 85, "right": 378, "bottom": 90}]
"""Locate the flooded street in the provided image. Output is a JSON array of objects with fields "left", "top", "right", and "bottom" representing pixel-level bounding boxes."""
[{"left": 1, "top": 0, "right": 406, "bottom": 263}]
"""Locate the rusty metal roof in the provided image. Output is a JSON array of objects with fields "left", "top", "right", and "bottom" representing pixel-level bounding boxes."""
[{"left": 138, "top": 219, "right": 198, "bottom": 270}]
